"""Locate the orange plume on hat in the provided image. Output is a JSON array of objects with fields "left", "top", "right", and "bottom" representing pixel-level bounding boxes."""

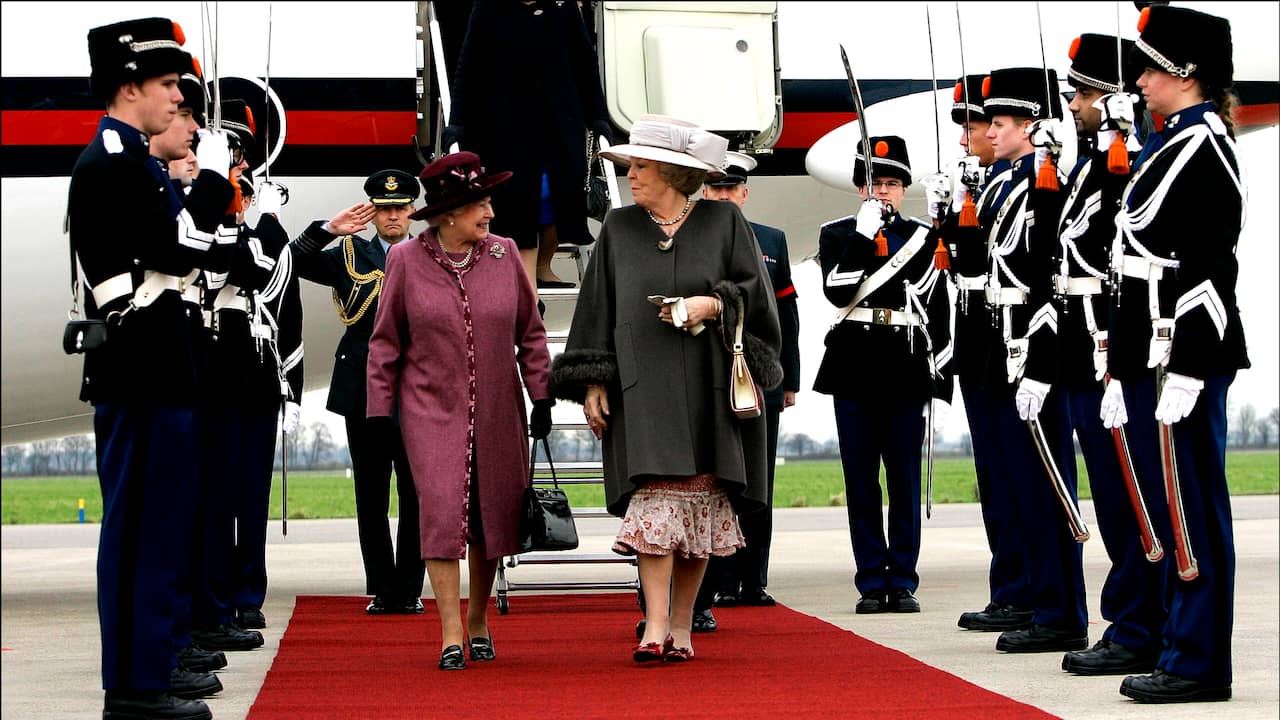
[
  {"left": 874, "top": 140, "right": 889, "bottom": 157},
  {"left": 953, "top": 82, "right": 963, "bottom": 102},
  {"left": 1137, "top": 6, "right": 1151, "bottom": 32},
  {"left": 1069, "top": 36, "right": 1081, "bottom": 60},
  {"left": 172, "top": 21, "right": 186, "bottom": 46},
  {"left": 982, "top": 76, "right": 991, "bottom": 98}
]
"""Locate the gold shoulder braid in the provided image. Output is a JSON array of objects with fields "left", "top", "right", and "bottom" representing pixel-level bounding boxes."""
[{"left": 332, "top": 235, "right": 384, "bottom": 326}]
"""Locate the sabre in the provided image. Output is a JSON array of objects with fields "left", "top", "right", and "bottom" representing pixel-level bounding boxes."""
[
  {"left": 263, "top": 2, "right": 273, "bottom": 183},
  {"left": 925, "top": 400, "right": 935, "bottom": 519},
  {"left": 838, "top": 44, "right": 876, "bottom": 202},
  {"left": 1157, "top": 368, "right": 1198, "bottom": 580},
  {"left": 925, "top": 5, "right": 942, "bottom": 174},
  {"left": 1106, "top": 376, "right": 1163, "bottom": 560},
  {"left": 280, "top": 408, "right": 289, "bottom": 536},
  {"left": 1027, "top": 417, "right": 1090, "bottom": 542}
]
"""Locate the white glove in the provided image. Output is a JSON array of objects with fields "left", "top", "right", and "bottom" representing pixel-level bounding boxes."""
[
  {"left": 1095, "top": 92, "right": 1136, "bottom": 133},
  {"left": 257, "top": 181, "right": 288, "bottom": 216},
  {"left": 1100, "top": 379, "right": 1128, "bottom": 429},
  {"left": 951, "top": 156, "right": 980, "bottom": 213},
  {"left": 1096, "top": 129, "right": 1120, "bottom": 151},
  {"left": 282, "top": 401, "right": 301, "bottom": 435},
  {"left": 195, "top": 129, "right": 233, "bottom": 181},
  {"left": 856, "top": 198, "right": 885, "bottom": 237},
  {"left": 1028, "top": 118, "right": 1062, "bottom": 151},
  {"left": 921, "top": 173, "right": 951, "bottom": 221},
  {"left": 1016, "top": 378, "right": 1051, "bottom": 421},
  {"left": 1155, "top": 372, "right": 1203, "bottom": 425}
]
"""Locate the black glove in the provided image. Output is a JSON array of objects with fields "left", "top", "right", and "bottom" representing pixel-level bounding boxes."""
[
  {"left": 441, "top": 125, "right": 464, "bottom": 151},
  {"left": 529, "top": 398, "right": 554, "bottom": 440},
  {"left": 589, "top": 118, "right": 614, "bottom": 145}
]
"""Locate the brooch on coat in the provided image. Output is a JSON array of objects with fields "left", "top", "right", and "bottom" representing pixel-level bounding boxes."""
[{"left": 488, "top": 241, "right": 505, "bottom": 259}]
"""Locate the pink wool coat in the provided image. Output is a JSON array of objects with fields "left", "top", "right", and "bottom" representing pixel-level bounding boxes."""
[{"left": 367, "top": 228, "right": 550, "bottom": 560}]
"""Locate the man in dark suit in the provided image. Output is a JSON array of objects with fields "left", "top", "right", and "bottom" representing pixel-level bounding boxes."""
[
  {"left": 290, "top": 170, "right": 427, "bottom": 614},
  {"left": 696, "top": 152, "right": 802, "bottom": 626}
]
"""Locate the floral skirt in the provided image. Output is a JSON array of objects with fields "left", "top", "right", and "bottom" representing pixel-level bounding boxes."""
[{"left": 612, "top": 474, "right": 745, "bottom": 559}]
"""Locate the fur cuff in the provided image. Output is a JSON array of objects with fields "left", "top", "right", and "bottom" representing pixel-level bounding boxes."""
[
  {"left": 550, "top": 348, "right": 618, "bottom": 404},
  {"left": 710, "top": 280, "right": 743, "bottom": 347},
  {"left": 744, "top": 331, "right": 784, "bottom": 390}
]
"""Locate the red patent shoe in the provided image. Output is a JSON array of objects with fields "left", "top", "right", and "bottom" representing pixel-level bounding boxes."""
[
  {"left": 662, "top": 634, "right": 694, "bottom": 662},
  {"left": 633, "top": 640, "right": 664, "bottom": 663}
]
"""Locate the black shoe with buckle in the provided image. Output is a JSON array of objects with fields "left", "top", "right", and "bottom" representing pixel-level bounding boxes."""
[
  {"left": 738, "top": 587, "right": 777, "bottom": 606},
  {"left": 468, "top": 635, "right": 495, "bottom": 662},
  {"left": 997, "top": 625, "right": 1088, "bottom": 653},
  {"left": 191, "top": 624, "right": 264, "bottom": 651},
  {"left": 1120, "top": 669, "right": 1232, "bottom": 703},
  {"left": 400, "top": 597, "right": 425, "bottom": 614},
  {"left": 104, "top": 690, "right": 211, "bottom": 720},
  {"left": 1063, "top": 638, "right": 1159, "bottom": 675},
  {"left": 177, "top": 644, "right": 227, "bottom": 673},
  {"left": 967, "top": 604, "right": 1034, "bottom": 632},
  {"left": 169, "top": 667, "right": 222, "bottom": 699},
  {"left": 855, "top": 591, "right": 888, "bottom": 614},
  {"left": 886, "top": 589, "right": 921, "bottom": 613},
  {"left": 439, "top": 644, "right": 466, "bottom": 670},
  {"left": 236, "top": 607, "right": 266, "bottom": 629},
  {"left": 692, "top": 608, "right": 718, "bottom": 633}
]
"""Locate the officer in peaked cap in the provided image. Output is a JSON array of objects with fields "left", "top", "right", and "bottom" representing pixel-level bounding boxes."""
[
  {"left": 290, "top": 169, "right": 428, "bottom": 616},
  {"left": 1052, "top": 32, "right": 1169, "bottom": 680},
  {"left": 814, "top": 136, "right": 952, "bottom": 617},
  {"left": 1108, "top": 4, "right": 1244, "bottom": 704},
  {"left": 690, "top": 152, "right": 801, "bottom": 626},
  {"left": 76, "top": 16, "right": 237, "bottom": 720}
]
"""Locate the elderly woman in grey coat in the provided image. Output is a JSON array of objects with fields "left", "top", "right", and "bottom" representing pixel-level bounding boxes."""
[{"left": 550, "top": 115, "right": 782, "bottom": 662}]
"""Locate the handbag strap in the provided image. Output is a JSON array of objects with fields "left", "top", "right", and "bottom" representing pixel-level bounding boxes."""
[
  {"left": 528, "top": 437, "right": 560, "bottom": 489},
  {"left": 584, "top": 131, "right": 596, "bottom": 192},
  {"left": 733, "top": 293, "right": 746, "bottom": 353}
]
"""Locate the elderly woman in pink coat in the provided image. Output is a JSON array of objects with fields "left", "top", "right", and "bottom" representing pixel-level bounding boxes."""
[{"left": 367, "top": 151, "right": 554, "bottom": 671}]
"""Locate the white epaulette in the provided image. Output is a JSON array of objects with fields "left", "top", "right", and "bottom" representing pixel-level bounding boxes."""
[{"left": 102, "top": 129, "right": 124, "bottom": 154}]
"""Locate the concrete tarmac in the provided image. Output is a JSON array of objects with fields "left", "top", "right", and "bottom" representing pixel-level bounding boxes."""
[{"left": 3, "top": 496, "right": 1276, "bottom": 719}]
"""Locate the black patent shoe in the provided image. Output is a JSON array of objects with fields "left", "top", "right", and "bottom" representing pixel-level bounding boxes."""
[
  {"left": 366, "top": 596, "right": 392, "bottom": 615},
  {"left": 104, "top": 691, "right": 211, "bottom": 720},
  {"left": 439, "top": 644, "right": 466, "bottom": 670},
  {"left": 1063, "top": 638, "right": 1159, "bottom": 675},
  {"left": 738, "top": 587, "right": 777, "bottom": 606},
  {"left": 468, "top": 635, "right": 495, "bottom": 662},
  {"left": 177, "top": 644, "right": 227, "bottom": 673},
  {"left": 966, "top": 604, "right": 1034, "bottom": 632},
  {"left": 713, "top": 591, "right": 740, "bottom": 608},
  {"left": 958, "top": 601, "right": 1001, "bottom": 629},
  {"left": 997, "top": 625, "right": 1088, "bottom": 653},
  {"left": 401, "top": 597, "right": 425, "bottom": 614},
  {"left": 191, "top": 623, "right": 264, "bottom": 651},
  {"left": 692, "top": 608, "right": 718, "bottom": 633},
  {"left": 886, "top": 589, "right": 921, "bottom": 613},
  {"left": 236, "top": 607, "right": 266, "bottom": 629},
  {"left": 169, "top": 667, "right": 222, "bottom": 699},
  {"left": 1120, "top": 669, "right": 1231, "bottom": 703},
  {"left": 855, "top": 591, "right": 887, "bottom": 614}
]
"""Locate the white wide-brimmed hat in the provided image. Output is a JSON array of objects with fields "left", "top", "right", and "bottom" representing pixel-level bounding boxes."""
[{"left": 599, "top": 114, "right": 728, "bottom": 179}]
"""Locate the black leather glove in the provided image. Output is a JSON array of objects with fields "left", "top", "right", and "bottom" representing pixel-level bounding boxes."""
[
  {"left": 589, "top": 118, "right": 614, "bottom": 145},
  {"left": 441, "top": 125, "right": 464, "bottom": 151},
  {"left": 529, "top": 398, "right": 554, "bottom": 440}
]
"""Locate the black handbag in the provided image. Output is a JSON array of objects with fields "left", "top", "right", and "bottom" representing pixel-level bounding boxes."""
[
  {"left": 584, "top": 131, "right": 610, "bottom": 223},
  {"left": 518, "top": 437, "right": 579, "bottom": 552},
  {"left": 63, "top": 236, "right": 108, "bottom": 354}
]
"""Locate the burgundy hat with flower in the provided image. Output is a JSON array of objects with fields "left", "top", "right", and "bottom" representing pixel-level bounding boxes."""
[{"left": 409, "top": 151, "right": 512, "bottom": 221}]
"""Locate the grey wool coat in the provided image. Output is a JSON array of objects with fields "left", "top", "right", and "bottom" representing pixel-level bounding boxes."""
[
  {"left": 367, "top": 229, "right": 551, "bottom": 560},
  {"left": 549, "top": 200, "right": 783, "bottom": 517}
]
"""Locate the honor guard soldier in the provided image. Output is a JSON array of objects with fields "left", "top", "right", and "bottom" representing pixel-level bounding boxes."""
[
  {"left": 290, "top": 170, "right": 427, "bottom": 614},
  {"left": 1107, "top": 6, "right": 1246, "bottom": 703},
  {"left": 815, "top": 136, "right": 952, "bottom": 615},
  {"left": 693, "top": 152, "right": 802, "bottom": 628},
  {"left": 964, "top": 67, "right": 1089, "bottom": 654},
  {"left": 926, "top": 74, "right": 1033, "bottom": 634},
  {"left": 73, "top": 17, "right": 235, "bottom": 720},
  {"left": 1046, "top": 34, "right": 1171, "bottom": 678},
  {"left": 191, "top": 98, "right": 301, "bottom": 654}
]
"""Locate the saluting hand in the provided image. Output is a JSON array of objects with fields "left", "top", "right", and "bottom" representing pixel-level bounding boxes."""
[{"left": 325, "top": 202, "right": 377, "bottom": 236}]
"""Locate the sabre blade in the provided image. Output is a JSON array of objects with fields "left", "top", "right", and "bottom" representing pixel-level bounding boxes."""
[
  {"left": 838, "top": 44, "right": 875, "bottom": 193},
  {"left": 1027, "top": 418, "right": 1090, "bottom": 542}
]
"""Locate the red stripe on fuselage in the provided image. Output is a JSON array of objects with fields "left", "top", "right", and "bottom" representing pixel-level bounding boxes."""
[{"left": 776, "top": 111, "right": 857, "bottom": 149}]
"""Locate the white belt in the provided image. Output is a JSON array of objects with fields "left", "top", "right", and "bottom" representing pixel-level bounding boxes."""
[
  {"left": 212, "top": 285, "right": 251, "bottom": 313},
  {"left": 843, "top": 306, "right": 921, "bottom": 327},
  {"left": 1054, "top": 276, "right": 1103, "bottom": 296},
  {"left": 955, "top": 274, "right": 987, "bottom": 292},
  {"left": 984, "top": 286, "right": 1027, "bottom": 305},
  {"left": 1121, "top": 255, "right": 1168, "bottom": 282},
  {"left": 91, "top": 273, "right": 134, "bottom": 308},
  {"left": 134, "top": 270, "right": 202, "bottom": 309}
]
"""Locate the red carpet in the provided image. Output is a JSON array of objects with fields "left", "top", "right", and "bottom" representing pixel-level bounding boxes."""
[{"left": 249, "top": 593, "right": 1058, "bottom": 720}]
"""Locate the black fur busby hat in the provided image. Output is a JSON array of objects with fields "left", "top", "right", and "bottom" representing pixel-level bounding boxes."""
[
  {"left": 178, "top": 55, "right": 205, "bottom": 127},
  {"left": 1129, "top": 5, "right": 1233, "bottom": 89},
  {"left": 1068, "top": 34, "right": 1138, "bottom": 94},
  {"left": 951, "top": 74, "right": 989, "bottom": 125},
  {"left": 853, "top": 136, "right": 912, "bottom": 189},
  {"left": 219, "top": 99, "right": 258, "bottom": 168},
  {"left": 364, "top": 169, "right": 421, "bottom": 206},
  {"left": 88, "top": 17, "right": 190, "bottom": 103},
  {"left": 983, "top": 67, "right": 1064, "bottom": 120}
]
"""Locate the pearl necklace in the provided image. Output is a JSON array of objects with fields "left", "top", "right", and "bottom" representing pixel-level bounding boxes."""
[
  {"left": 646, "top": 195, "right": 693, "bottom": 227},
  {"left": 443, "top": 243, "right": 475, "bottom": 269}
]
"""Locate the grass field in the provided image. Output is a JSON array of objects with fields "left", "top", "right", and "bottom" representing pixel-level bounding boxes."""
[{"left": 3, "top": 451, "right": 1276, "bottom": 525}]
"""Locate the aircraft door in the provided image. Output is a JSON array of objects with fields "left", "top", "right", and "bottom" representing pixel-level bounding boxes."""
[{"left": 597, "top": 1, "right": 781, "bottom": 151}]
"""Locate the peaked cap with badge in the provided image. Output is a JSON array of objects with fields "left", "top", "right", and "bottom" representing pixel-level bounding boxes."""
[
  {"left": 705, "top": 151, "right": 759, "bottom": 187},
  {"left": 983, "top": 67, "right": 1064, "bottom": 120},
  {"left": 853, "top": 135, "right": 912, "bottom": 189},
  {"left": 1128, "top": 5, "right": 1233, "bottom": 89},
  {"left": 88, "top": 17, "right": 190, "bottom": 103},
  {"left": 1068, "top": 33, "right": 1138, "bottom": 94},
  {"left": 364, "top": 169, "right": 421, "bottom": 206}
]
